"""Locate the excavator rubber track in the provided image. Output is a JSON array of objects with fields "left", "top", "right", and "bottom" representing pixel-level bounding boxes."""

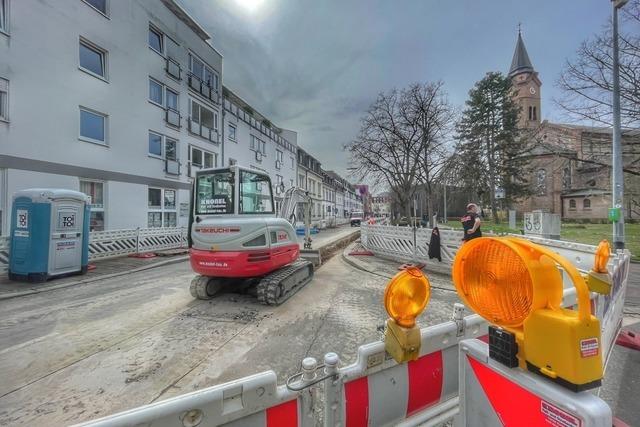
[{"left": 256, "top": 259, "right": 314, "bottom": 305}]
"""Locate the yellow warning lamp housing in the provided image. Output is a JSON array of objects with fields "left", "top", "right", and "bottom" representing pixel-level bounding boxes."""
[
  {"left": 453, "top": 237, "right": 603, "bottom": 392},
  {"left": 586, "top": 240, "right": 613, "bottom": 295},
  {"left": 383, "top": 267, "right": 431, "bottom": 363}
]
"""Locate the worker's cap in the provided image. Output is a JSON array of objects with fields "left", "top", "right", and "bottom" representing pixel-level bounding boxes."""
[{"left": 466, "top": 203, "right": 478, "bottom": 210}]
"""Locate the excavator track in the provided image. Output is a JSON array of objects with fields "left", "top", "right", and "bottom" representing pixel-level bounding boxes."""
[{"left": 256, "top": 259, "right": 314, "bottom": 305}]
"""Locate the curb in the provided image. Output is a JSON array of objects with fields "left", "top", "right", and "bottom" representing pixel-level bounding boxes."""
[
  {"left": 0, "top": 255, "right": 189, "bottom": 301},
  {"left": 341, "top": 241, "right": 393, "bottom": 279}
]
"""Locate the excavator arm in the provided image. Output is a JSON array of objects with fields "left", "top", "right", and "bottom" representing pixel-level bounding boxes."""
[{"left": 279, "top": 187, "right": 313, "bottom": 250}]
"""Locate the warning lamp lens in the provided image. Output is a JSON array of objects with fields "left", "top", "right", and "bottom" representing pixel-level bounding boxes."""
[
  {"left": 594, "top": 240, "right": 611, "bottom": 274},
  {"left": 454, "top": 239, "right": 533, "bottom": 328},
  {"left": 384, "top": 267, "right": 430, "bottom": 328}
]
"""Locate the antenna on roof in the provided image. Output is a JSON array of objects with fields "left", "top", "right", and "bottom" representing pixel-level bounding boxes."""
[{"left": 518, "top": 22, "right": 522, "bottom": 35}]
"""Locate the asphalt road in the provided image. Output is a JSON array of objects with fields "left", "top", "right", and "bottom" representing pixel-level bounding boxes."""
[{"left": 0, "top": 254, "right": 460, "bottom": 426}]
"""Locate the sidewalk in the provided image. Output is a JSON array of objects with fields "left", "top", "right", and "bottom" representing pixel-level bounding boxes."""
[{"left": 0, "top": 252, "right": 188, "bottom": 300}]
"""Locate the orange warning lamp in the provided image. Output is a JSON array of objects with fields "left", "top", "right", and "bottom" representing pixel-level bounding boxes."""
[
  {"left": 383, "top": 267, "right": 431, "bottom": 363},
  {"left": 453, "top": 237, "right": 603, "bottom": 391},
  {"left": 586, "top": 240, "right": 613, "bottom": 295}
]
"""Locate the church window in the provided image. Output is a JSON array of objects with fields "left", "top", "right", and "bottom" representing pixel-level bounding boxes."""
[
  {"left": 528, "top": 106, "right": 533, "bottom": 120},
  {"left": 532, "top": 106, "right": 537, "bottom": 121},
  {"left": 583, "top": 199, "right": 591, "bottom": 209},
  {"left": 562, "top": 167, "right": 571, "bottom": 190},
  {"left": 535, "top": 168, "right": 547, "bottom": 196},
  {"left": 569, "top": 199, "right": 576, "bottom": 209}
]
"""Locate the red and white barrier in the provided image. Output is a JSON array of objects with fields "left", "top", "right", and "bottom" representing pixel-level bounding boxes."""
[{"left": 331, "top": 313, "right": 488, "bottom": 426}]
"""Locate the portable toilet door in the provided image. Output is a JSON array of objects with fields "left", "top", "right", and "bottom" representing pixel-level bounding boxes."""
[{"left": 48, "top": 192, "right": 90, "bottom": 277}]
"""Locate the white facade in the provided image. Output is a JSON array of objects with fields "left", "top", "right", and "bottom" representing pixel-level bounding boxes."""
[
  {"left": 222, "top": 90, "right": 297, "bottom": 212},
  {"left": 297, "top": 148, "right": 323, "bottom": 224},
  {"left": 0, "top": 0, "right": 223, "bottom": 234}
]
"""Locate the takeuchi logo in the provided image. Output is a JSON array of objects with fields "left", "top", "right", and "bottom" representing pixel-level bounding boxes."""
[{"left": 196, "top": 227, "right": 241, "bottom": 233}]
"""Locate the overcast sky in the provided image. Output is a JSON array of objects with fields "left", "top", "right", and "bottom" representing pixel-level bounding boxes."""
[{"left": 179, "top": 0, "right": 615, "bottom": 176}]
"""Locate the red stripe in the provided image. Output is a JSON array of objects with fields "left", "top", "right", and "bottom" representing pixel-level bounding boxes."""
[
  {"left": 266, "top": 399, "right": 298, "bottom": 427},
  {"left": 406, "top": 351, "right": 444, "bottom": 416},
  {"left": 468, "top": 355, "right": 574, "bottom": 426},
  {"left": 478, "top": 334, "right": 489, "bottom": 344},
  {"left": 345, "top": 377, "right": 369, "bottom": 427}
]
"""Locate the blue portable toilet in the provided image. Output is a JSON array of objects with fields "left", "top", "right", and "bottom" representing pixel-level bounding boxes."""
[{"left": 8, "top": 189, "right": 91, "bottom": 282}]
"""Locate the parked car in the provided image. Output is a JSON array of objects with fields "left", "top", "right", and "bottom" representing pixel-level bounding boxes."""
[{"left": 350, "top": 211, "right": 364, "bottom": 227}]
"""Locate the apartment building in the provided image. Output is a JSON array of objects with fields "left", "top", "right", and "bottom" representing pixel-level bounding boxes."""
[
  {"left": 222, "top": 87, "right": 298, "bottom": 213},
  {"left": 297, "top": 148, "right": 323, "bottom": 224},
  {"left": 0, "top": 0, "right": 223, "bottom": 234}
]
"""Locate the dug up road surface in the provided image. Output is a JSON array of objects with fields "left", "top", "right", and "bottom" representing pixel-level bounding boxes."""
[{"left": 0, "top": 251, "right": 460, "bottom": 426}]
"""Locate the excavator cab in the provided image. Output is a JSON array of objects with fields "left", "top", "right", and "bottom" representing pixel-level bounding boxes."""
[{"left": 188, "top": 165, "right": 314, "bottom": 305}]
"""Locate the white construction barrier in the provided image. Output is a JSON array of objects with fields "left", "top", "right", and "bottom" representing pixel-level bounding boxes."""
[
  {"left": 75, "top": 370, "right": 309, "bottom": 427},
  {"left": 0, "top": 227, "right": 189, "bottom": 273},
  {"left": 361, "top": 224, "right": 632, "bottom": 369}
]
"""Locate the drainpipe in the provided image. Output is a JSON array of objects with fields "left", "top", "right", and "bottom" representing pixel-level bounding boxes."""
[{"left": 220, "top": 94, "right": 225, "bottom": 167}]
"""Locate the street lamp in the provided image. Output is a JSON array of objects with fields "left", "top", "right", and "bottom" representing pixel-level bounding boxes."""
[{"left": 611, "top": 0, "right": 628, "bottom": 250}]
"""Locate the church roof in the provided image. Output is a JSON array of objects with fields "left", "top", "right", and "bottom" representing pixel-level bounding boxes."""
[{"left": 509, "top": 31, "right": 534, "bottom": 77}]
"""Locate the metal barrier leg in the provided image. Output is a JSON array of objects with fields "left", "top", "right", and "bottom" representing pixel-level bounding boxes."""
[
  {"left": 323, "top": 352, "right": 341, "bottom": 427},
  {"left": 300, "top": 357, "right": 318, "bottom": 427}
]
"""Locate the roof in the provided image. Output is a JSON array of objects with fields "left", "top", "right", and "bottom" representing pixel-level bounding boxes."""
[
  {"left": 562, "top": 189, "right": 610, "bottom": 197},
  {"left": 508, "top": 31, "right": 534, "bottom": 77},
  {"left": 161, "top": 0, "right": 211, "bottom": 42}
]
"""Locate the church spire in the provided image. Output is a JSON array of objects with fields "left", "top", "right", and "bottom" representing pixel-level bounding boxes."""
[{"left": 508, "top": 28, "right": 534, "bottom": 77}]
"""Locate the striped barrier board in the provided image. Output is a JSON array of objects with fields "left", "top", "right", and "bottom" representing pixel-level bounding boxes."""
[{"left": 334, "top": 313, "right": 488, "bottom": 426}]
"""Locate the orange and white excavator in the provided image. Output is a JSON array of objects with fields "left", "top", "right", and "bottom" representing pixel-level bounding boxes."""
[{"left": 188, "top": 165, "right": 315, "bottom": 305}]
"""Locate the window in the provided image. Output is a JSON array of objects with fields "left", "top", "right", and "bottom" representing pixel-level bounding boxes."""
[
  {"left": 148, "top": 132, "right": 162, "bottom": 157},
  {"left": 189, "top": 54, "right": 219, "bottom": 90},
  {"left": 149, "top": 78, "right": 163, "bottom": 105},
  {"left": 148, "top": 131, "right": 179, "bottom": 160},
  {"left": 148, "top": 188, "right": 177, "bottom": 227},
  {"left": 0, "top": 0, "right": 7, "bottom": 33},
  {"left": 569, "top": 199, "right": 576, "bottom": 210},
  {"left": 80, "top": 180, "right": 105, "bottom": 231},
  {"left": 276, "top": 150, "right": 283, "bottom": 163},
  {"left": 148, "top": 25, "right": 163, "bottom": 54},
  {"left": 83, "top": 0, "right": 107, "bottom": 15},
  {"left": 79, "top": 39, "right": 106, "bottom": 78},
  {"left": 0, "top": 78, "right": 7, "bottom": 121},
  {"left": 583, "top": 199, "right": 591, "bottom": 209},
  {"left": 190, "top": 99, "right": 217, "bottom": 130},
  {"left": 535, "top": 168, "right": 546, "bottom": 196},
  {"left": 190, "top": 146, "right": 216, "bottom": 168},
  {"left": 240, "top": 171, "right": 274, "bottom": 214},
  {"left": 528, "top": 106, "right": 533, "bottom": 121},
  {"left": 228, "top": 123, "right": 236, "bottom": 141},
  {"left": 196, "top": 170, "right": 234, "bottom": 214},
  {"left": 80, "top": 108, "right": 106, "bottom": 144},
  {"left": 290, "top": 156, "right": 295, "bottom": 168},
  {"left": 166, "top": 88, "right": 178, "bottom": 111},
  {"left": 532, "top": 106, "right": 537, "bottom": 121},
  {"left": 562, "top": 167, "right": 571, "bottom": 190}
]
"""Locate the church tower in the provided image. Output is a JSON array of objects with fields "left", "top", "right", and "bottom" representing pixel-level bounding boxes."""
[{"left": 509, "top": 30, "right": 541, "bottom": 129}]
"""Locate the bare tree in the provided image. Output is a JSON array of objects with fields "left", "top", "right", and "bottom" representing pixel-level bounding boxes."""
[
  {"left": 555, "top": 1, "right": 640, "bottom": 127},
  {"left": 405, "top": 82, "right": 455, "bottom": 225},
  {"left": 346, "top": 83, "right": 453, "bottom": 220}
]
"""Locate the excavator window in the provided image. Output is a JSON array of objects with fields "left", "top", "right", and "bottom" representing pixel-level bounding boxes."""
[
  {"left": 239, "top": 171, "right": 275, "bottom": 214},
  {"left": 196, "top": 170, "right": 234, "bottom": 214}
]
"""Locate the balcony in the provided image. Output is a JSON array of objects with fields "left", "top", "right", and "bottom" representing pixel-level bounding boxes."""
[
  {"left": 188, "top": 118, "right": 219, "bottom": 143},
  {"left": 187, "top": 73, "right": 218, "bottom": 104},
  {"left": 188, "top": 162, "right": 202, "bottom": 178},
  {"left": 165, "top": 159, "right": 180, "bottom": 176},
  {"left": 165, "top": 108, "right": 181, "bottom": 128},
  {"left": 165, "top": 57, "right": 182, "bottom": 80}
]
